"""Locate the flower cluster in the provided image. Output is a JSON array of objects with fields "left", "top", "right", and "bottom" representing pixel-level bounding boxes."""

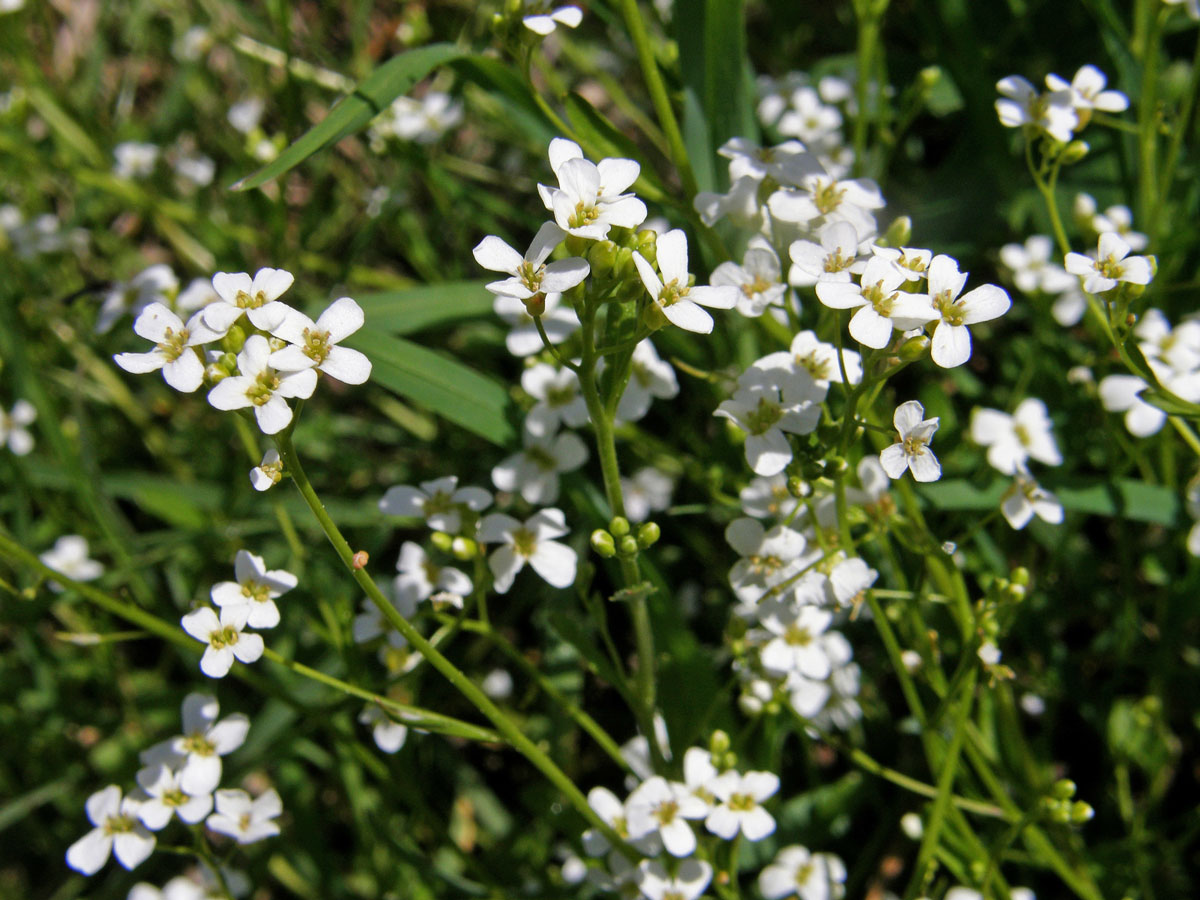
[
  {"left": 66, "top": 694, "right": 279, "bottom": 880},
  {"left": 181, "top": 550, "right": 297, "bottom": 678},
  {"left": 995, "top": 64, "right": 1128, "bottom": 143},
  {"left": 113, "top": 266, "right": 372, "bottom": 434},
  {"left": 970, "top": 398, "right": 1064, "bottom": 529}
]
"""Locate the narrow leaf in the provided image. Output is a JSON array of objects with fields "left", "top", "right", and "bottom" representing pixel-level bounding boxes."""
[{"left": 355, "top": 281, "right": 495, "bottom": 335}]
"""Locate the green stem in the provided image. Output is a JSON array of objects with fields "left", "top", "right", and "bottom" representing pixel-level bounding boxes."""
[
  {"left": 851, "top": 2, "right": 887, "bottom": 174},
  {"left": 1156, "top": 26, "right": 1200, "bottom": 240},
  {"left": 270, "top": 433, "right": 637, "bottom": 859},
  {"left": 617, "top": 0, "right": 698, "bottom": 198}
]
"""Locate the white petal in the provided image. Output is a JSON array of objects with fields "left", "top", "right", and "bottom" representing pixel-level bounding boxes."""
[
  {"left": 66, "top": 829, "right": 112, "bottom": 875},
  {"left": 662, "top": 299, "right": 713, "bottom": 334},
  {"left": 848, "top": 306, "right": 893, "bottom": 348},
  {"left": 320, "top": 346, "right": 372, "bottom": 384},
  {"left": 529, "top": 540, "right": 578, "bottom": 588},
  {"left": 908, "top": 449, "right": 942, "bottom": 482},
  {"left": 254, "top": 397, "right": 293, "bottom": 434},
  {"left": 114, "top": 350, "right": 166, "bottom": 375},
  {"left": 655, "top": 229, "right": 690, "bottom": 286},
  {"left": 473, "top": 235, "right": 524, "bottom": 275},
  {"left": 931, "top": 322, "right": 972, "bottom": 368},
  {"left": 317, "top": 297, "right": 366, "bottom": 342}
]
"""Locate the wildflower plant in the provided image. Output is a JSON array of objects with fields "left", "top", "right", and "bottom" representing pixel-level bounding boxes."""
[{"left": 3, "top": 3, "right": 1200, "bottom": 900}]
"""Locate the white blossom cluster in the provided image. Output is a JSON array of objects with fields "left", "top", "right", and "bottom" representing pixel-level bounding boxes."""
[
  {"left": 111, "top": 265, "right": 372, "bottom": 434},
  {"left": 0, "top": 203, "right": 88, "bottom": 258},
  {"left": 0, "top": 397, "right": 36, "bottom": 456},
  {"left": 368, "top": 91, "right": 463, "bottom": 147},
  {"left": 566, "top": 744, "right": 846, "bottom": 900},
  {"left": 181, "top": 550, "right": 297, "bottom": 678},
  {"left": 970, "top": 398, "right": 1064, "bottom": 530},
  {"left": 66, "top": 694, "right": 280, "bottom": 880},
  {"left": 995, "top": 64, "right": 1129, "bottom": 143}
]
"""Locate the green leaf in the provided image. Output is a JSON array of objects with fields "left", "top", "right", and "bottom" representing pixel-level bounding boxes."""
[
  {"left": 232, "top": 43, "right": 470, "bottom": 191},
  {"left": 1141, "top": 387, "right": 1200, "bottom": 419},
  {"left": 355, "top": 281, "right": 495, "bottom": 335},
  {"left": 345, "top": 330, "right": 516, "bottom": 445},
  {"left": 919, "top": 478, "right": 1179, "bottom": 525}
]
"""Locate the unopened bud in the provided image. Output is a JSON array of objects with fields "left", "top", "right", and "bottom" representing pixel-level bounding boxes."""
[
  {"left": 1070, "top": 801, "right": 1095, "bottom": 823},
  {"left": 590, "top": 529, "right": 616, "bottom": 558},
  {"left": 617, "top": 535, "right": 639, "bottom": 557},
  {"left": 1061, "top": 140, "right": 1090, "bottom": 164},
  {"left": 641, "top": 301, "right": 668, "bottom": 332},
  {"left": 898, "top": 334, "right": 929, "bottom": 361},
  {"left": 636, "top": 521, "right": 660, "bottom": 548},
  {"left": 609, "top": 516, "right": 631, "bottom": 537},
  {"left": 430, "top": 531, "right": 454, "bottom": 552},
  {"left": 918, "top": 66, "right": 941, "bottom": 91},
  {"left": 352, "top": 550, "right": 369, "bottom": 569},
  {"left": 709, "top": 729, "right": 731, "bottom": 755},
  {"left": 883, "top": 215, "right": 912, "bottom": 248},
  {"left": 1052, "top": 779, "right": 1077, "bottom": 800},
  {"left": 787, "top": 476, "right": 810, "bottom": 498},
  {"left": 451, "top": 537, "right": 477, "bottom": 560},
  {"left": 1011, "top": 566, "right": 1030, "bottom": 587},
  {"left": 564, "top": 234, "right": 589, "bottom": 257},
  {"left": 587, "top": 240, "right": 619, "bottom": 277}
]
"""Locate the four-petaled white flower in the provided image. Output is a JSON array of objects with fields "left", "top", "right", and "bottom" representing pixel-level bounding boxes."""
[
  {"left": 204, "top": 267, "right": 295, "bottom": 335},
  {"left": 475, "top": 222, "right": 590, "bottom": 304},
  {"left": 616, "top": 339, "right": 679, "bottom": 422},
  {"left": 181, "top": 605, "right": 265, "bottom": 678},
  {"left": 759, "top": 845, "right": 848, "bottom": 900},
  {"left": 522, "top": 3, "right": 583, "bottom": 35},
  {"left": 816, "top": 255, "right": 938, "bottom": 349},
  {"left": 494, "top": 292, "right": 580, "bottom": 356},
  {"left": 711, "top": 238, "right": 788, "bottom": 317},
  {"left": 135, "top": 764, "right": 214, "bottom": 830},
  {"left": 1098, "top": 374, "right": 1167, "bottom": 437},
  {"left": 1001, "top": 464, "right": 1064, "bottom": 530},
  {"left": 539, "top": 139, "right": 647, "bottom": 240},
  {"left": 522, "top": 362, "right": 589, "bottom": 436},
  {"left": 394, "top": 541, "right": 472, "bottom": 606},
  {"left": 1046, "top": 65, "right": 1129, "bottom": 115},
  {"left": 478, "top": 508, "right": 577, "bottom": 593},
  {"left": 39, "top": 535, "right": 104, "bottom": 591},
  {"left": 379, "top": 476, "right": 493, "bottom": 533},
  {"left": 206, "top": 789, "right": 282, "bottom": 844},
  {"left": 969, "top": 398, "right": 1061, "bottom": 475},
  {"left": 880, "top": 400, "right": 941, "bottom": 482},
  {"left": 115, "top": 303, "right": 222, "bottom": 392},
  {"left": 210, "top": 549, "right": 297, "bottom": 629},
  {"left": 491, "top": 430, "right": 588, "bottom": 505},
  {"left": 995, "top": 75, "right": 1078, "bottom": 143},
  {"left": 97, "top": 264, "right": 179, "bottom": 334},
  {"left": 207, "top": 335, "right": 317, "bottom": 434},
  {"left": 161, "top": 693, "right": 250, "bottom": 796},
  {"left": 1000, "top": 235, "right": 1077, "bottom": 295},
  {"left": 705, "top": 769, "right": 779, "bottom": 840},
  {"left": 66, "top": 785, "right": 156, "bottom": 875},
  {"left": 925, "top": 254, "right": 1011, "bottom": 368},
  {"left": 633, "top": 229, "right": 738, "bottom": 334},
  {"left": 1065, "top": 232, "right": 1153, "bottom": 294},
  {"left": 268, "top": 297, "right": 372, "bottom": 385},
  {"left": 715, "top": 368, "right": 823, "bottom": 476},
  {"left": 789, "top": 221, "right": 867, "bottom": 287},
  {"left": 636, "top": 859, "right": 713, "bottom": 900},
  {"left": 0, "top": 398, "right": 36, "bottom": 455},
  {"left": 759, "top": 603, "right": 835, "bottom": 679},
  {"left": 625, "top": 776, "right": 708, "bottom": 857},
  {"left": 250, "top": 449, "right": 283, "bottom": 491}
]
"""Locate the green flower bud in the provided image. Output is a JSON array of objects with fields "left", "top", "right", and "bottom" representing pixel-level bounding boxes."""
[
  {"left": 1061, "top": 140, "right": 1090, "bottom": 164},
  {"left": 641, "top": 301, "right": 668, "bottom": 332},
  {"left": 587, "top": 240, "right": 620, "bottom": 277},
  {"left": 430, "top": 531, "right": 454, "bottom": 552},
  {"left": 609, "top": 516, "right": 631, "bottom": 537},
  {"left": 1052, "top": 779, "right": 1077, "bottom": 800},
  {"left": 882, "top": 215, "right": 912, "bottom": 249},
  {"left": 590, "top": 530, "right": 616, "bottom": 558},
  {"left": 614, "top": 246, "right": 636, "bottom": 281},
  {"left": 898, "top": 334, "right": 930, "bottom": 361},
  {"left": 221, "top": 324, "right": 247, "bottom": 355},
  {"left": 564, "top": 234, "right": 589, "bottom": 257},
  {"left": 787, "top": 476, "right": 810, "bottom": 499},
  {"left": 1070, "top": 801, "right": 1095, "bottom": 823},
  {"left": 709, "top": 729, "right": 731, "bottom": 755},
  {"left": 1011, "top": 566, "right": 1030, "bottom": 587},
  {"left": 636, "top": 521, "right": 661, "bottom": 548},
  {"left": 617, "top": 535, "right": 639, "bottom": 557},
  {"left": 451, "top": 537, "right": 477, "bottom": 560}
]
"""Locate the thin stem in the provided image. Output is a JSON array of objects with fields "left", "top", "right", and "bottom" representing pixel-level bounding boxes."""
[
  {"left": 617, "top": 0, "right": 698, "bottom": 198},
  {"left": 271, "top": 433, "right": 638, "bottom": 860},
  {"left": 534, "top": 314, "right": 580, "bottom": 372}
]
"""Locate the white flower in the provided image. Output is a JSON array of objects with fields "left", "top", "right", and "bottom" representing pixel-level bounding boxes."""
[
  {"left": 39, "top": 535, "right": 104, "bottom": 591},
  {"left": 1098, "top": 374, "right": 1167, "bottom": 437},
  {"left": 204, "top": 268, "right": 296, "bottom": 335},
  {"left": 114, "top": 303, "right": 221, "bottom": 392},
  {"left": 494, "top": 292, "right": 580, "bottom": 356},
  {"left": 174, "top": 152, "right": 215, "bottom": 187},
  {"left": 250, "top": 449, "right": 283, "bottom": 491},
  {"left": 372, "top": 92, "right": 462, "bottom": 144},
  {"left": 705, "top": 769, "right": 779, "bottom": 840},
  {"left": 621, "top": 467, "right": 674, "bottom": 523},
  {"left": 227, "top": 97, "right": 264, "bottom": 134},
  {"left": 1064, "top": 232, "right": 1154, "bottom": 293},
  {"left": 582, "top": 787, "right": 638, "bottom": 857},
  {"left": 977, "top": 641, "right": 1002, "bottom": 666},
  {"left": 1001, "top": 465, "right": 1064, "bottom": 530},
  {"left": 725, "top": 518, "right": 810, "bottom": 604},
  {"left": 474, "top": 222, "right": 589, "bottom": 302},
  {"left": 755, "top": 330, "right": 862, "bottom": 389},
  {"left": 826, "top": 556, "right": 878, "bottom": 609},
  {"left": 718, "top": 137, "right": 823, "bottom": 184},
  {"left": 394, "top": 541, "right": 472, "bottom": 605},
  {"left": 539, "top": 139, "right": 647, "bottom": 240},
  {"left": 359, "top": 705, "right": 409, "bottom": 754},
  {"left": 816, "top": 255, "right": 938, "bottom": 349},
  {"left": 777, "top": 85, "right": 843, "bottom": 143},
  {"left": 522, "top": 3, "right": 584, "bottom": 35},
  {"left": 759, "top": 846, "right": 848, "bottom": 900},
  {"left": 768, "top": 174, "right": 884, "bottom": 237},
  {"left": 872, "top": 245, "right": 933, "bottom": 282},
  {"left": 181, "top": 605, "right": 265, "bottom": 678},
  {"left": 995, "top": 75, "right": 1078, "bottom": 142},
  {"left": 1136, "top": 308, "right": 1200, "bottom": 374},
  {"left": 926, "top": 254, "right": 1011, "bottom": 368},
  {"left": 478, "top": 508, "right": 577, "bottom": 593},
  {"left": 969, "top": 398, "right": 1061, "bottom": 474},
  {"left": 1046, "top": 65, "right": 1128, "bottom": 114},
  {"left": 97, "top": 264, "right": 181, "bottom": 334},
  {"left": 714, "top": 368, "right": 824, "bottom": 476},
  {"left": 159, "top": 693, "right": 250, "bottom": 796},
  {"left": 634, "top": 229, "right": 738, "bottom": 334},
  {"left": 491, "top": 430, "right": 588, "bottom": 505},
  {"left": 206, "top": 335, "right": 318, "bottom": 435},
  {"left": 114, "top": 142, "right": 159, "bottom": 179},
  {"left": 616, "top": 339, "right": 679, "bottom": 422},
  {"left": 739, "top": 473, "right": 799, "bottom": 520},
  {"left": 1076, "top": 195, "right": 1148, "bottom": 251},
  {"left": 711, "top": 239, "right": 788, "bottom": 317},
  {"left": 1051, "top": 284, "right": 1088, "bottom": 326},
  {"left": 66, "top": 785, "right": 155, "bottom": 875},
  {"left": 879, "top": 400, "right": 941, "bottom": 482},
  {"left": 135, "top": 765, "right": 214, "bottom": 830},
  {"left": 521, "top": 362, "right": 589, "bottom": 436},
  {"left": 379, "top": 476, "right": 492, "bottom": 533},
  {"left": 1, "top": 399, "right": 36, "bottom": 455},
  {"left": 759, "top": 603, "right": 835, "bottom": 679},
  {"left": 268, "top": 297, "right": 372, "bottom": 385},
  {"left": 1000, "top": 235, "right": 1077, "bottom": 295},
  {"left": 206, "top": 789, "right": 282, "bottom": 844},
  {"left": 481, "top": 668, "right": 514, "bottom": 699},
  {"left": 210, "top": 549, "right": 298, "bottom": 629},
  {"left": 636, "top": 859, "right": 712, "bottom": 900},
  {"left": 789, "top": 221, "right": 868, "bottom": 287},
  {"left": 625, "top": 776, "right": 707, "bottom": 857},
  {"left": 175, "top": 278, "right": 220, "bottom": 314}
]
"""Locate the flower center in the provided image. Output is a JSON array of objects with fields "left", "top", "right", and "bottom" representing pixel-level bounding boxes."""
[
  {"left": 749, "top": 553, "right": 784, "bottom": 573},
  {"left": 796, "top": 350, "right": 832, "bottom": 380},
  {"left": 745, "top": 395, "right": 783, "bottom": 435},
  {"left": 864, "top": 279, "right": 898, "bottom": 316},
  {"left": 545, "top": 383, "right": 575, "bottom": 408},
  {"left": 239, "top": 812, "right": 253, "bottom": 831},
  {"left": 526, "top": 445, "right": 559, "bottom": 471},
  {"left": 156, "top": 326, "right": 190, "bottom": 361},
  {"left": 742, "top": 275, "right": 773, "bottom": 298},
  {"left": 728, "top": 792, "right": 757, "bottom": 812},
  {"left": 517, "top": 260, "right": 545, "bottom": 293},
  {"left": 209, "top": 625, "right": 241, "bottom": 650},
  {"left": 246, "top": 370, "right": 281, "bottom": 406},
  {"left": 241, "top": 580, "right": 272, "bottom": 604},
  {"left": 793, "top": 862, "right": 815, "bottom": 886},
  {"left": 658, "top": 278, "right": 690, "bottom": 308},
  {"left": 813, "top": 179, "right": 847, "bottom": 215},
  {"left": 299, "top": 326, "right": 332, "bottom": 364},
  {"left": 823, "top": 248, "right": 854, "bottom": 273},
  {"left": 235, "top": 289, "right": 270, "bottom": 309},
  {"left": 784, "top": 623, "right": 813, "bottom": 646},
  {"left": 934, "top": 290, "right": 964, "bottom": 325},
  {"left": 104, "top": 813, "right": 137, "bottom": 835},
  {"left": 902, "top": 434, "right": 929, "bottom": 456},
  {"left": 511, "top": 526, "right": 537, "bottom": 558},
  {"left": 164, "top": 787, "right": 189, "bottom": 808},
  {"left": 1095, "top": 254, "right": 1124, "bottom": 280},
  {"left": 181, "top": 733, "right": 216, "bottom": 757},
  {"left": 569, "top": 201, "right": 600, "bottom": 229},
  {"left": 1013, "top": 423, "right": 1032, "bottom": 447},
  {"left": 652, "top": 799, "right": 679, "bottom": 825}
]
